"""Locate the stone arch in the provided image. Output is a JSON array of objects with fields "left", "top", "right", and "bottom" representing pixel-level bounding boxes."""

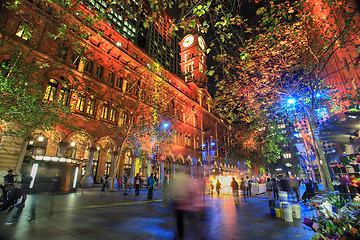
[
  {"left": 164, "top": 154, "right": 174, "bottom": 177},
  {"left": 175, "top": 155, "right": 185, "bottom": 173},
  {"left": 66, "top": 130, "right": 93, "bottom": 160},
  {"left": 93, "top": 136, "right": 116, "bottom": 180}
]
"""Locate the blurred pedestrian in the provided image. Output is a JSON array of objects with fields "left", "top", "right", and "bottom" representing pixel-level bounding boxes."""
[
  {"left": 246, "top": 176, "right": 252, "bottom": 197},
  {"left": 215, "top": 179, "right": 221, "bottom": 196},
  {"left": 100, "top": 173, "right": 107, "bottom": 193},
  {"left": 16, "top": 172, "right": 32, "bottom": 208},
  {"left": 134, "top": 173, "right": 140, "bottom": 196},
  {"left": 147, "top": 173, "right": 155, "bottom": 200},
  {"left": 290, "top": 177, "right": 300, "bottom": 202},
  {"left": 162, "top": 175, "right": 169, "bottom": 207},
  {"left": 279, "top": 175, "right": 290, "bottom": 193},
  {"left": 169, "top": 173, "right": 197, "bottom": 239},
  {"left": 210, "top": 181, "right": 214, "bottom": 195},
  {"left": 231, "top": 177, "right": 239, "bottom": 205},
  {"left": 122, "top": 172, "right": 128, "bottom": 195},
  {"left": 265, "top": 178, "right": 273, "bottom": 200},
  {"left": 272, "top": 178, "right": 279, "bottom": 200},
  {"left": 240, "top": 178, "right": 247, "bottom": 202},
  {"left": 51, "top": 173, "right": 61, "bottom": 195}
]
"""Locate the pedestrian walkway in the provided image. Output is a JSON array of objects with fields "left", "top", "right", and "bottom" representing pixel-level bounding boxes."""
[{"left": 0, "top": 188, "right": 316, "bottom": 240}]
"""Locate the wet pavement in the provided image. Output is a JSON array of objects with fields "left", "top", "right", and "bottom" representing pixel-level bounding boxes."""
[{"left": 0, "top": 187, "right": 316, "bottom": 240}]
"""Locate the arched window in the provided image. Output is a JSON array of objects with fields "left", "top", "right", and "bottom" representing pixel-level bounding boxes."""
[
  {"left": 101, "top": 101, "right": 109, "bottom": 119},
  {"left": 44, "top": 79, "right": 58, "bottom": 102},
  {"left": 58, "top": 84, "right": 70, "bottom": 105},
  {"left": 86, "top": 95, "right": 95, "bottom": 115},
  {"left": 76, "top": 93, "right": 86, "bottom": 112},
  {"left": 184, "top": 54, "right": 187, "bottom": 62},
  {"left": 109, "top": 105, "right": 117, "bottom": 122}
]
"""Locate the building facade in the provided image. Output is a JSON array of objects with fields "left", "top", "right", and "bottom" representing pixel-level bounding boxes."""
[{"left": 0, "top": 0, "right": 232, "bottom": 192}]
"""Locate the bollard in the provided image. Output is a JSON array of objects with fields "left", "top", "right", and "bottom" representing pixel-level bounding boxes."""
[
  {"left": 291, "top": 204, "right": 301, "bottom": 219},
  {"left": 282, "top": 203, "right": 293, "bottom": 222}
]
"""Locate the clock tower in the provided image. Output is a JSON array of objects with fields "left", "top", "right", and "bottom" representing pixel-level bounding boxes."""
[{"left": 179, "top": 33, "right": 208, "bottom": 88}]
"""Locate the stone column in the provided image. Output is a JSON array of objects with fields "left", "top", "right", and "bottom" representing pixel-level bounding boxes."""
[
  {"left": 172, "top": 161, "right": 176, "bottom": 176},
  {"left": 147, "top": 160, "right": 152, "bottom": 178},
  {"left": 160, "top": 160, "right": 164, "bottom": 185},
  {"left": 80, "top": 146, "right": 96, "bottom": 188}
]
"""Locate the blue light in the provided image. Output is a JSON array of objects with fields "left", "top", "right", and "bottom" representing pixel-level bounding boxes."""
[
  {"left": 287, "top": 98, "right": 296, "bottom": 105},
  {"left": 202, "top": 144, "right": 206, "bottom": 148},
  {"left": 293, "top": 133, "right": 300, "bottom": 138},
  {"left": 316, "top": 93, "right": 321, "bottom": 98},
  {"left": 211, "top": 142, "right": 215, "bottom": 146},
  {"left": 162, "top": 123, "right": 169, "bottom": 129}
]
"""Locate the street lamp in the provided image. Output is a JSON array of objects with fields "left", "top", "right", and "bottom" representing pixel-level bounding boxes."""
[{"left": 203, "top": 141, "right": 215, "bottom": 177}]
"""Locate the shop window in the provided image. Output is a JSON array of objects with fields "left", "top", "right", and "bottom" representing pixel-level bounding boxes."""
[
  {"left": 86, "top": 95, "right": 95, "bottom": 115},
  {"left": 101, "top": 101, "right": 109, "bottom": 119},
  {"left": 76, "top": 94, "right": 86, "bottom": 112},
  {"left": 16, "top": 21, "right": 32, "bottom": 41},
  {"left": 44, "top": 79, "right": 58, "bottom": 102},
  {"left": 58, "top": 84, "right": 70, "bottom": 105},
  {"left": 95, "top": 65, "right": 103, "bottom": 78}
]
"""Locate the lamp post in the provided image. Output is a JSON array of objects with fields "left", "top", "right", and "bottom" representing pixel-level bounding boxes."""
[{"left": 203, "top": 140, "right": 215, "bottom": 178}]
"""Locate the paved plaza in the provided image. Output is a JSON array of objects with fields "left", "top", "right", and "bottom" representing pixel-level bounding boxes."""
[{"left": 0, "top": 188, "right": 315, "bottom": 240}]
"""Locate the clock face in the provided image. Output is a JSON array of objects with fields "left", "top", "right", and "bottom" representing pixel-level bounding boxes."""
[
  {"left": 198, "top": 37, "right": 205, "bottom": 50},
  {"left": 183, "top": 35, "right": 194, "bottom": 48}
]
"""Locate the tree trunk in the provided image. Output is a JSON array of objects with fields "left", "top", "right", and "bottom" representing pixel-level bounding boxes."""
[
  {"left": 110, "top": 144, "right": 124, "bottom": 191},
  {"left": 308, "top": 113, "right": 334, "bottom": 191}
]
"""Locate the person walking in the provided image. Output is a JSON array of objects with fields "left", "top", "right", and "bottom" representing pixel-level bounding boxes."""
[
  {"left": 265, "top": 178, "right": 273, "bottom": 200},
  {"left": 162, "top": 175, "right": 169, "bottom": 207},
  {"left": 134, "top": 173, "right": 140, "bottom": 196},
  {"left": 231, "top": 177, "right": 239, "bottom": 205},
  {"left": 215, "top": 179, "right": 221, "bottom": 196},
  {"left": 16, "top": 172, "right": 33, "bottom": 208},
  {"left": 246, "top": 176, "right": 252, "bottom": 197},
  {"left": 290, "top": 177, "right": 300, "bottom": 202},
  {"left": 122, "top": 172, "right": 128, "bottom": 195},
  {"left": 147, "top": 173, "right": 155, "bottom": 200},
  {"left": 100, "top": 173, "right": 107, "bottom": 193},
  {"left": 240, "top": 178, "right": 247, "bottom": 202},
  {"left": 272, "top": 178, "right": 279, "bottom": 200},
  {"left": 210, "top": 181, "right": 214, "bottom": 195}
]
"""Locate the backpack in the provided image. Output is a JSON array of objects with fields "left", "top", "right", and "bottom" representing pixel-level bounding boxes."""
[{"left": 240, "top": 181, "right": 246, "bottom": 190}]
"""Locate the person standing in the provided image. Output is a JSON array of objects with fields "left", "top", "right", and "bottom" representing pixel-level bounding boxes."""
[
  {"left": 51, "top": 173, "right": 61, "bottom": 195},
  {"left": 210, "top": 181, "right": 214, "bottom": 195},
  {"left": 265, "top": 178, "right": 273, "bottom": 200},
  {"left": 122, "top": 172, "right": 128, "bottom": 195},
  {"left": 215, "top": 179, "right": 221, "bottom": 196},
  {"left": 246, "top": 176, "right": 252, "bottom": 197},
  {"left": 272, "top": 178, "right": 279, "bottom": 200},
  {"left": 231, "top": 177, "right": 239, "bottom": 205},
  {"left": 147, "top": 173, "right": 155, "bottom": 200},
  {"left": 100, "top": 173, "right": 107, "bottom": 193},
  {"left": 134, "top": 173, "right": 140, "bottom": 196}
]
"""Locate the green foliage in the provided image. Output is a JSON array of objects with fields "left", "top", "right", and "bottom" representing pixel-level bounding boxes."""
[{"left": 0, "top": 51, "right": 71, "bottom": 136}]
